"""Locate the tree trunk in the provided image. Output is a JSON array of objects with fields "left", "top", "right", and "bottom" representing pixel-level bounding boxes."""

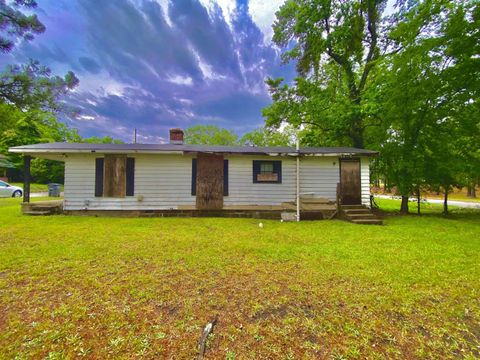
[
  {"left": 467, "top": 183, "right": 476, "bottom": 198},
  {"left": 417, "top": 187, "right": 421, "bottom": 215},
  {"left": 400, "top": 195, "right": 409, "bottom": 214},
  {"left": 443, "top": 188, "right": 448, "bottom": 215}
]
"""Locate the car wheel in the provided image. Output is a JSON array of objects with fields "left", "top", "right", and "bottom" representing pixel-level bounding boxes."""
[{"left": 12, "top": 190, "right": 22, "bottom": 198}]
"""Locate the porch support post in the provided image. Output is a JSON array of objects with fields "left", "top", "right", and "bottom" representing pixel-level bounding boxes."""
[
  {"left": 296, "top": 137, "right": 300, "bottom": 222},
  {"left": 23, "top": 155, "right": 31, "bottom": 203}
]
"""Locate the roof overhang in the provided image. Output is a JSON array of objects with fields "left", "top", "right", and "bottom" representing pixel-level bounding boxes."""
[{"left": 9, "top": 143, "right": 378, "bottom": 158}]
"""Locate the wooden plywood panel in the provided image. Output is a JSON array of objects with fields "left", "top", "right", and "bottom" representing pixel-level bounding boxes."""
[
  {"left": 196, "top": 153, "right": 224, "bottom": 210},
  {"left": 340, "top": 159, "right": 361, "bottom": 205},
  {"left": 103, "top": 154, "right": 126, "bottom": 198}
]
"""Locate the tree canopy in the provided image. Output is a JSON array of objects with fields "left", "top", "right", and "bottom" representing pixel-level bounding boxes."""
[
  {"left": 0, "top": 0, "right": 45, "bottom": 53},
  {"left": 184, "top": 125, "right": 239, "bottom": 146},
  {"left": 266, "top": 0, "right": 480, "bottom": 212}
]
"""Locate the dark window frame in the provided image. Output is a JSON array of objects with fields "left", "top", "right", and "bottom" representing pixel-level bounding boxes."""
[{"left": 252, "top": 160, "right": 282, "bottom": 184}]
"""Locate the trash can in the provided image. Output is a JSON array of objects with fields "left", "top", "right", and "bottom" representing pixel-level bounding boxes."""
[{"left": 47, "top": 183, "right": 61, "bottom": 197}]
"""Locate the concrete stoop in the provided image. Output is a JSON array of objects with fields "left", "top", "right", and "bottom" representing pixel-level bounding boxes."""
[{"left": 341, "top": 204, "right": 383, "bottom": 225}]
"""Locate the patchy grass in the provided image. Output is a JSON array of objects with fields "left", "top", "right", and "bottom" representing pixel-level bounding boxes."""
[{"left": 0, "top": 199, "right": 479, "bottom": 359}]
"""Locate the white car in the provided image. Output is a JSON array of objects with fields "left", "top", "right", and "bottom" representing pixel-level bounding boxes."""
[{"left": 0, "top": 180, "right": 23, "bottom": 198}]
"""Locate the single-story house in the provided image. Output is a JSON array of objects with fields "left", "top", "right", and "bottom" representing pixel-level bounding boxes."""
[{"left": 9, "top": 129, "right": 377, "bottom": 218}]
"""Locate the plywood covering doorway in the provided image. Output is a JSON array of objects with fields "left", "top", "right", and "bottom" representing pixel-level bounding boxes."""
[
  {"left": 340, "top": 158, "right": 361, "bottom": 205},
  {"left": 196, "top": 153, "right": 224, "bottom": 210}
]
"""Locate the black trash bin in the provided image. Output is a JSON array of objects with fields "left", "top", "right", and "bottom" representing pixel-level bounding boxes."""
[{"left": 47, "top": 183, "right": 61, "bottom": 197}]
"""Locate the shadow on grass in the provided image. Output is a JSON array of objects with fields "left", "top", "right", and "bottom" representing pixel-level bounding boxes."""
[{"left": 375, "top": 197, "right": 480, "bottom": 222}]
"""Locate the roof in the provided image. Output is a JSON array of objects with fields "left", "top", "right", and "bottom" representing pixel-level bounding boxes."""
[{"left": 9, "top": 142, "right": 378, "bottom": 157}]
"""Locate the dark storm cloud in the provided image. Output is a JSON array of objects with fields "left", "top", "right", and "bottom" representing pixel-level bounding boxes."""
[
  {"left": 78, "top": 57, "right": 101, "bottom": 74},
  {"left": 6, "top": 0, "right": 296, "bottom": 141}
]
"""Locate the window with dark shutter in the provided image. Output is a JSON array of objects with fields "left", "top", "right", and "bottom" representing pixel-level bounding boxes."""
[
  {"left": 191, "top": 158, "right": 197, "bottom": 195},
  {"left": 253, "top": 160, "right": 282, "bottom": 184},
  {"left": 223, "top": 159, "right": 228, "bottom": 196},
  {"left": 95, "top": 158, "right": 104, "bottom": 197},
  {"left": 126, "top": 158, "right": 135, "bottom": 196}
]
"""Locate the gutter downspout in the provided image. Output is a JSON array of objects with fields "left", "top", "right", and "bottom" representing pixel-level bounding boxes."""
[{"left": 296, "top": 137, "right": 300, "bottom": 222}]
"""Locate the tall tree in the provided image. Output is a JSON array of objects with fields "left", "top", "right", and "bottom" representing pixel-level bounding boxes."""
[
  {"left": 369, "top": 0, "right": 480, "bottom": 213},
  {"left": 184, "top": 124, "right": 239, "bottom": 146},
  {"left": 240, "top": 126, "right": 296, "bottom": 147},
  {"left": 264, "top": 0, "right": 388, "bottom": 148},
  {"left": 0, "top": 1, "right": 78, "bottom": 113},
  {"left": 0, "top": 0, "right": 45, "bottom": 53},
  {"left": 0, "top": 60, "right": 79, "bottom": 112}
]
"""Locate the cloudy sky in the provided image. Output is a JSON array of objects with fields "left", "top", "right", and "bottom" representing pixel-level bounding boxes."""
[{"left": 1, "top": 0, "right": 296, "bottom": 142}]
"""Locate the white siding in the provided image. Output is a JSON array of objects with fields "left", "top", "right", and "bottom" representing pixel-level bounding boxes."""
[
  {"left": 360, "top": 156, "right": 371, "bottom": 207},
  {"left": 64, "top": 153, "right": 372, "bottom": 210},
  {"left": 64, "top": 154, "right": 195, "bottom": 210},
  {"left": 224, "top": 155, "right": 296, "bottom": 206},
  {"left": 299, "top": 157, "right": 340, "bottom": 201}
]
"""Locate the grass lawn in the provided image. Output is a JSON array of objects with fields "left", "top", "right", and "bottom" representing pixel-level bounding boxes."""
[
  {"left": 372, "top": 187, "right": 480, "bottom": 203},
  {"left": 0, "top": 198, "right": 479, "bottom": 359}
]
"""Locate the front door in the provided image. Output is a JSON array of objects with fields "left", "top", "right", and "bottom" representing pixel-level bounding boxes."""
[
  {"left": 340, "top": 159, "right": 361, "bottom": 205},
  {"left": 196, "top": 153, "right": 224, "bottom": 210}
]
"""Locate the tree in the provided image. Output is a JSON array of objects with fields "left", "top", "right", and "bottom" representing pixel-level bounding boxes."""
[
  {"left": 0, "top": 0, "right": 45, "bottom": 53},
  {"left": 81, "top": 136, "right": 124, "bottom": 144},
  {"left": 0, "top": 60, "right": 79, "bottom": 112},
  {"left": 264, "top": 0, "right": 388, "bottom": 148},
  {"left": 369, "top": 0, "right": 480, "bottom": 214},
  {"left": 0, "top": 1, "right": 79, "bottom": 113},
  {"left": 0, "top": 104, "right": 80, "bottom": 183},
  {"left": 184, "top": 125, "right": 239, "bottom": 146},
  {"left": 0, "top": 0, "right": 80, "bottom": 184},
  {"left": 240, "top": 126, "right": 296, "bottom": 147}
]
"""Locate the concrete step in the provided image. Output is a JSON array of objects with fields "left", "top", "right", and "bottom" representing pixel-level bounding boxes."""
[
  {"left": 351, "top": 218, "right": 383, "bottom": 225},
  {"left": 23, "top": 210, "right": 54, "bottom": 216},
  {"left": 341, "top": 205, "right": 366, "bottom": 210},
  {"left": 23, "top": 206, "right": 59, "bottom": 212},
  {"left": 346, "top": 213, "right": 377, "bottom": 218},
  {"left": 343, "top": 209, "right": 372, "bottom": 214}
]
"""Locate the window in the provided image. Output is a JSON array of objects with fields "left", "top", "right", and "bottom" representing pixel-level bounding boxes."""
[
  {"left": 191, "top": 158, "right": 229, "bottom": 196},
  {"left": 253, "top": 160, "right": 282, "bottom": 184},
  {"left": 0, "top": 181, "right": 7, "bottom": 187},
  {"left": 260, "top": 162, "right": 274, "bottom": 174},
  {"left": 95, "top": 156, "right": 135, "bottom": 197}
]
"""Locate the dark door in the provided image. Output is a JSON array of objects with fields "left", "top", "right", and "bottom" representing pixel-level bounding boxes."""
[
  {"left": 196, "top": 153, "right": 224, "bottom": 210},
  {"left": 340, "top": 159, "right": 361, "bottom": 205}
]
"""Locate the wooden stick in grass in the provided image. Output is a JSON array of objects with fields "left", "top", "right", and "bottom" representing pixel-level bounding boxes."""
[{"left": 197, "top": 316, "right": 218, "bottom": 359}]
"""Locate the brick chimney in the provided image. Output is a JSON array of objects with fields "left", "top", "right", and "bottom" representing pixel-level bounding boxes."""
[{"left": 169, "top": 128, "right": 184, "bottom": 144}]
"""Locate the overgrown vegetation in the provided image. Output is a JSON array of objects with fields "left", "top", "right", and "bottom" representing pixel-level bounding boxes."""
[
  {"left": 264, "top": 0, "right": 480, "bottom": 213},
  {"left": 0, "top": 198, "right": 479, "bottom": 358}
]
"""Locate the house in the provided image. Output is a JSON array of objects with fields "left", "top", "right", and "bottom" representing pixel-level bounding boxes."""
[{"left": 9, "top": 129, "right": 377, "bottom": 219}]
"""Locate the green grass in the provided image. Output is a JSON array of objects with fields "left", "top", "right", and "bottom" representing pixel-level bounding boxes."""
[
  {"left": 9, "top": 182, "right": 64, "bottom": 193},
  {"left": 0, "top": 198, "right": 479, "bottom": 359}
]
